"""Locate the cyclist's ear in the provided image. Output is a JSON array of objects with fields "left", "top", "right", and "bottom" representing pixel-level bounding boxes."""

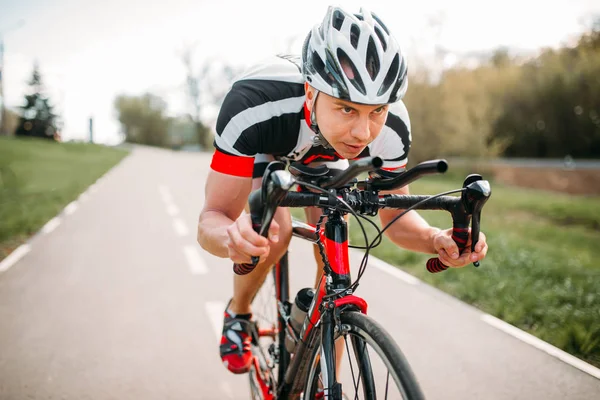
[{"left": 305, "top": 83, "right": 316, "bottom": 109}]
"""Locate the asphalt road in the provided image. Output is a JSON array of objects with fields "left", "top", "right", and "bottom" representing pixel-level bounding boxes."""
[{"left": 0, "top": 146, "right": 598, "bottom": 399}]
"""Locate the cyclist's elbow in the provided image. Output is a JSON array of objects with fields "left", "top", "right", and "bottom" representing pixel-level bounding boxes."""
[
  {"left": 196, "top": 213, "right": 210, "bottom": 250},
  {"left": 196, "top": 228, "right": 204, "bottom": 249}
]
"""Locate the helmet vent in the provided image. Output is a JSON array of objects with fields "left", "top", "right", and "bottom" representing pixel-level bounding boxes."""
[
  {"left": 366, "top": 36, "right": 380, "bottom": 80},
  {"left": 374, "top": 26, "right": 387, "bottom": 51},
  {"left": 378, "top": 53, "right": 400, "bottom": 97},
  {"left": 332, "top": 10, "right": 345, "bottom": 31},
  {"left": 350, "top": 24, "right": 360, "bottom": 49},
  {"left": 311, "top": 51, "right": 331, "bottom": 86},
  {"left": 371, "top": 12, "right": 389, "bottom": 35},
  {"left": 337, "top": 48, "right": 366, "bottom": 95}
]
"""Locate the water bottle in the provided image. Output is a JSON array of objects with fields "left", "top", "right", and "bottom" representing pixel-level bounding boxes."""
[{"left": 285, "top": 287, "right": 315, "bottom": 353}]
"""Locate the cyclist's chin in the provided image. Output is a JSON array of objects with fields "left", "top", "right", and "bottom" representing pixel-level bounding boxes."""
[{"left": 334, "top": 144, "right": 365, "bottom": 159}]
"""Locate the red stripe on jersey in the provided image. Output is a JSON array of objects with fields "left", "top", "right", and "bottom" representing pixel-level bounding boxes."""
[
  {"left": 210, "top": 149, "right": 254, "bottom": 177},
  {"left": 382, "top": 164, "right": 407, "bottom": 172},
  {"left": 302, "top": 154, "right": 336, "bottom": 164}
]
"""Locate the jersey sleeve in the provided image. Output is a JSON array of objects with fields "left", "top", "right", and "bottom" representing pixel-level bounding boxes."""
[
  {"left": 369, "top": 100, "right": 412, "bottom": 175},
  {"left": 210, "top": 83, "right": 260, "bottom": 177},
  {"left": 210, "top": 65, "right": 305, "bottom": 178}
]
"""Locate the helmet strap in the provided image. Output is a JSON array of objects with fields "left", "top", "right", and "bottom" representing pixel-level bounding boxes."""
[{"left": 309, "top": 91, "right": 334, "bottom": 150}]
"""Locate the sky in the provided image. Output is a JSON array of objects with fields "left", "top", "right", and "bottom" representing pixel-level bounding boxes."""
[{"left": 1, "top": 0, "right": 599, "bottom": 144}]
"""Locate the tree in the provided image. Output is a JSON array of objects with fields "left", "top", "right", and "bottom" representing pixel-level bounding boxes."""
[
  {"left": 15, "top": 62, "right": 58, "bottom": 140},
  {"left": 492, "top": 25, "right": 600, "bottom": 158},
  {"left": 180, "top": 45, "right": 212, "bottom": 150},
  {"left": 179, "top": 43, "right": 242, "bottom": 150},
  {"left": 114, "top": 93, "right": 171, "bottom": 148}
]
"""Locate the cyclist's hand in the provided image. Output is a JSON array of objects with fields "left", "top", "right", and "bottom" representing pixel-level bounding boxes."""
[
  {"left": 226, "top": 212, "right": 280, "bottom": 264},
  {"left": 433, "top": 228, "right": 488, "bottom": 268}
]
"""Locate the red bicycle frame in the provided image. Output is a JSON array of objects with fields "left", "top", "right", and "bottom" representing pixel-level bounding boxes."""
[
  {"left": 303, "top": 214, "right": 368, "bottom": 345},
  {"left": 253, "top": 211, "right": 370, "bottom": 399}
]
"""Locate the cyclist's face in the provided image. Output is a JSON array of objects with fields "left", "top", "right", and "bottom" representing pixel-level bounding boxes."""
[{"left": 305, "top": 85, "right": 389, "bottom": 159}]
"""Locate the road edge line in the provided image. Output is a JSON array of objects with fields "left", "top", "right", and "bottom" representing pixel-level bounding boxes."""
[
  {"left": 481, "top": 314, "right": 600, "bottom": 380},
  {"left": 358, "top": 249, "right": 600, "bottom": 381}
]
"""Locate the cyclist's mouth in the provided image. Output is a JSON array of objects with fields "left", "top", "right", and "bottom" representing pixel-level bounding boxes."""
[{"left": 343, "top": 143, "right": 364, "bottom": 152}]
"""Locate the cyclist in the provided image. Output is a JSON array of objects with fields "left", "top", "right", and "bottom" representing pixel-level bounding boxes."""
[{"left": 197, "top": 5, "right": 489, "bottom": 374}]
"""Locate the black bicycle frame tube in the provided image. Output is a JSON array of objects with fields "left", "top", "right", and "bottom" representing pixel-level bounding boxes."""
[
  {"left": 280, "top": 210, "right": 352, "bottom": 397},
  {"left": 320, "top": 305, "right": 342, "bottom": 399},
  {"left": 274, "top": 252, "right": 291, "bottom": 385}
]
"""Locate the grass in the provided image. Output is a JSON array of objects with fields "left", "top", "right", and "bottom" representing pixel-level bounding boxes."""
[
  {"left": 0, "top": 136, "right": 129, "bottom": 260},
  {"left": 292, "top": 172, "right": 600, "bottom": 368}
]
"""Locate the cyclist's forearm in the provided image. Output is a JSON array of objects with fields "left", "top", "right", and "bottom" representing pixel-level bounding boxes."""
[
  {"left": 380, "top": 209, "right": 440, "bottom": 254},
  {"left": 197, "top": 210, "right": 234, "bottom": 258}
]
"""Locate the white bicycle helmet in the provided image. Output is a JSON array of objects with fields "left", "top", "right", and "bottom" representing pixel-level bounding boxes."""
[{"left": 302, "top": 6, "right": 408, "bottom": 105}]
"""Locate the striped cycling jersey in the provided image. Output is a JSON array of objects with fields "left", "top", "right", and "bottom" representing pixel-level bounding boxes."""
[{"left": 210, "top": 54, "right": 412, "bottom": 178}]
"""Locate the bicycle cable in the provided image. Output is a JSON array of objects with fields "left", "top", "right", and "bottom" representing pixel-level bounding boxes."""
[
  {"left": 294, "top": 179, "right": 466, "bottom": 298},
  {"left": 348, "top": 213, "right": 384, "bottom": 249},
  {"left": 349, "top": 187, "right": 467, "bottom": 294},
  {"left": 294, "top": 180, "right": 372, "bottom": 257},
  {"left": 292, "top": 181, "right": 383, "bottom": 249}
]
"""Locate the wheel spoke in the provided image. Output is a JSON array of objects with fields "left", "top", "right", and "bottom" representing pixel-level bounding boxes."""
[
  {"left": 249, "top": 272, "right": 280, "bottom": 398},
  {"left": 302, "top": 312, "right": 424, "bottom": 400},
  {"left": 385, "top": 371, "right": 390, "bottom": 400},
  {"left": 343, "top": 336, "right": 360, "bottom": 398}
]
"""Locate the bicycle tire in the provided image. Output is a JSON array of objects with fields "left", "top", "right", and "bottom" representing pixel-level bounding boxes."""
[
  {"left": 303, "top": 311, "right": 425, "bottom": 400},
  {"left": 248, "top": 253, "right": 291, "bottom": 398}
]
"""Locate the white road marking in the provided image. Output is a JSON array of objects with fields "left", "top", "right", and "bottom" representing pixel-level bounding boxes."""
[
  {"left": 159, "top": 185, "right": 182, "bottom": 219},
  {"left": 166, "top": 204, "right": 179, "bottom": 216},
  {"left": 173, "top": 218, "right": 189, "bottom": 237},
  {"left": 183, "top": 245, "right": 208, "bottom": 275},
  {"left": 0, "top": 244, "right": 32, "bottom": 273},
  {"left": 41, "top": 217, "right": 61, "bottom": 234},
  {"left": 481, "top": 314, "right": 600, "bottom": 380},
  {"left": 158, "top": 185, "right": 173, "bottom": 204},
  {"left": 79, "top": 192, "right": 89, "bottom": 202},
  {"left": 364, "top": 253, "right": 420, "bottom": 285},
  {"left": 206, "top": 301, "right": 226, "bottom": 341},
  {"left": 64, "top": 201, "right": 78, "bottom": 215},
  {"left": 90, "top": 184, "right": 98, "bottom": 194}
]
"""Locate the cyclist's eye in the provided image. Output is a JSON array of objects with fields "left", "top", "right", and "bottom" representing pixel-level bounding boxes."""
[
  {"left": 372, "top": 106, "right": 386, "bottom": 114},
  {"left": 341, "top": 107, "right": 354, "bottom": 114}
]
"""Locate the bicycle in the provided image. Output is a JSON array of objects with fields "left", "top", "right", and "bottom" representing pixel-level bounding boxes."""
[{"left": 233, "top": 156, "right": 491, "bottom": 399}]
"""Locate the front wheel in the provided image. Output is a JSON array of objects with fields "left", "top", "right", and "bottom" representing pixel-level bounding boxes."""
[{"left": 303, "top": 311, "right": 425, "bottom": 400}]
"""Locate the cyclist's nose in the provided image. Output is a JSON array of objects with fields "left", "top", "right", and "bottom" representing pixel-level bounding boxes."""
[{"left": 350, "top": 116, "right": 370, "bottom": 142}]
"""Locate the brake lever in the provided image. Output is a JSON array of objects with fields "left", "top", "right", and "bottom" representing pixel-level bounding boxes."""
[
  {"left": 426, "top": 175, "right": 491, "bottom": 273},
  {"left": 462, "top": 176, "right": 491, "bottom": 267},
  {"left": 249, "top": 168, "right": 296, "bottom": 265}
]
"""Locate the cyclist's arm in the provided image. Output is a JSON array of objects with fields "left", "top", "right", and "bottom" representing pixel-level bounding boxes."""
[
  {"left": 197, "top": 170, "right": 253, "bottom": 258},
  {"left": 199, "top": 79, "right": 264, "bottom": 258},
  {"left": 378, "top": 184, "right": 441, "bottom": 254}
]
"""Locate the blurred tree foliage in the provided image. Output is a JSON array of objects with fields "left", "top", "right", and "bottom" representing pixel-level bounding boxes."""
[
  {"left": 114, "top": 93, "right": 170, "bottom": 148},
  {"left": 404, "top": 22, "right": 600, "bottom": 162},
  {"left": 493, "top": 27, "right": 600, "bottom": 158},
  {"left": 15, "top": 63, "right": 59, "bottom": 140},
  {"left": 180, "top": 45, "right": 239, "bottom": 151}
]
